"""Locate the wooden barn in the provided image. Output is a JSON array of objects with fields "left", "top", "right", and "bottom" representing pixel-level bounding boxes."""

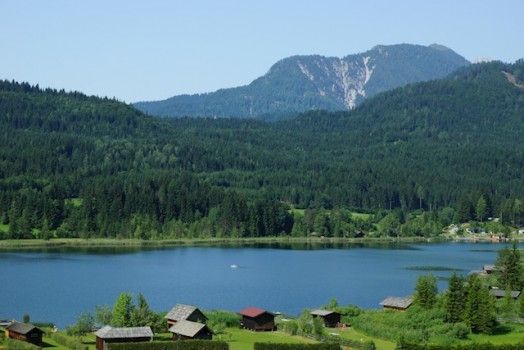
[
  {"left": 164, "top": 304, "right": 207, "bottom": 327},
  {"left": 169, "top": 319, "right": 213, "bottom": 340},
  {"left": 379, "top": 296, "right": 413, "bottom": 311},
  {"left": 238, "top": 307, "right": 275, "bottom": 331},
  {"left": 4, "top": 321, "right": 44, "bottom": 347},
  {"left": 94, "top": 326, "right": 153, "bottom": 350},
  {"left": 310, "top": 309, "right": 341, "bottom": 328}
]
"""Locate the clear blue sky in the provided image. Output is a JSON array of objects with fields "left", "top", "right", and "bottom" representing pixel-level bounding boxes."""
[{"left": 1, "top": 0, "right": 522, "bottom": 103}]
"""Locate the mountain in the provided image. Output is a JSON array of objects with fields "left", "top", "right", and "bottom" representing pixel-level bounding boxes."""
[
  {"left": 134, "top": 43, "right": 470, "bottom": 120},
  {"left": 1, "top": 59, "right": 524, "bottom": 239}
]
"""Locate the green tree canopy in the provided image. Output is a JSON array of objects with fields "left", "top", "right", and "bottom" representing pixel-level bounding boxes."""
[{"left": 414, "top": 275, "right": 438, "bottom": 309}]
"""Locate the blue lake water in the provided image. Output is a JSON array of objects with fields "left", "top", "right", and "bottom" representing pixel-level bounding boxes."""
[{"left": 0, "top": 241, "right": 511, "bottom": 328}]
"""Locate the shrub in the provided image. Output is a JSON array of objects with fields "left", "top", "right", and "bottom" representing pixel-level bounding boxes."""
[
  {"left": 254, "top": 343, "right": 340, "bottom": 350},
  {"left": 107, "top": 340, "right": 229, "bottom": 350},
  {"left": 206, "top": 310, "right": 242, "bottom": 328}
]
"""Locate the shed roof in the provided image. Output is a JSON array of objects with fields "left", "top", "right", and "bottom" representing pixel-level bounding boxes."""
[
  {"left": 164, "top": 304, "right": 206, "bottom": 321},
  {"left": 380, "top": 296, "right": 413, "bottom": 309},
  {"left": 310, "top": 309, "right": 339, "bottom": 317},
  {"left": 94, "top": 325, "right": 153, "bottom": 339},
  {"left": 168, "top": 320, "right": 210, "bottom": 337},
  {"left": 6, "top": 321, "right": 44, "bottom": 335},
  {"left": 238, "top": 307, "right": 273, "bottom": 318},
  {"left": 489, "top": 289, "right": 521, "bottom": 298}
]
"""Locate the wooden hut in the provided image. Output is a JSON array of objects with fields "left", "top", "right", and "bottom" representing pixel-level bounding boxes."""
[
  {"left": 164, "top": 304, "right": 207, "bottom": 327},
  {"left": 169, "top": 319, "right": 213, "bottom": 340},
  {"left": 94, "top": 326, "right": 153, "bottom": 350},
  {"left": 489, "top": 289, "right": 521, "bottom": 299},
  {"left": 4, "top": 321, "right": 44, "bottom": 347},
  {"left": 379, "top": 296, "right": 413, "bottom": 311},
  {"left": 310, "top": 309, "right": 341, "bottom": 328},
  {"left": 238, "top": 307, "right": 275, "bottom": 331}
]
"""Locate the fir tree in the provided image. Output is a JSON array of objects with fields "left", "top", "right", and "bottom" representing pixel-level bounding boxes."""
[
  {"left": 414, "top": 274, "right": 438, "bottom": 309},
  {"left": 111, "top": 292, "right": 134, "bottom": 327},
  {"left": 444, "top": 272, "right": 466, "bottom": 323}
]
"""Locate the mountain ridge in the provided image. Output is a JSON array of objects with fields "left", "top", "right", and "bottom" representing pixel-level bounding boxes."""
[{"left": 134, "top": 43, "right": 470, "bottom": 120}]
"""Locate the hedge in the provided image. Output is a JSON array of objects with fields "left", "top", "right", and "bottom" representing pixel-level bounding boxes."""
[
  {"left": 397, "top": 340, "right": 524, "bottom": 350},
  {"left": 107, "top": 340, "right": 229, "bottom": 350},
  {"left": 254, "top": 343, "right": 340, "bottom": 350},
  {"left": 48, "top": 332, "right": 89, "bottom": 350}
]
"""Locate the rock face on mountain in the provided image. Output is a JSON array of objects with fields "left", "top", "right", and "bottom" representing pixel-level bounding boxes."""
[{"left": 134, "top": 44, "right": 469, "bottom": 120}]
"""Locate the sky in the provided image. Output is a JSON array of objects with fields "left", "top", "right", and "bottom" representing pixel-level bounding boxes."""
[{"left": 1, "top": 0, "right": 523, "bottom": 103}]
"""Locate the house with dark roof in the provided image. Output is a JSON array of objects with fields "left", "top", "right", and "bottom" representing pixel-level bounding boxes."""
[
  {"left": 4, "top": 321, "right": 45, "bottom": 347},
  {"left": 94, "top": 326, "right": 153, "bottom": 350},
  {"left": 169, "top": 319, "right": 213, "bottom": 340},
  {"left": 164, "top": 304, "right": 207, "bottom": 327},
  {"left": 379, "top": 296, "right": 413, "bottom": 311},
  {"left": 310, "top": 309, "right": 341, "bottom": 328},
  {"left": 238, "top": 307, "right": 275, "bottom": 331}
]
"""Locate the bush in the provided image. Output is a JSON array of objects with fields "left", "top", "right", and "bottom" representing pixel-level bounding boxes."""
[
  {"left": 107, "top": 340, "right": 229, "bottom": 350},
  {"left": 254, "top": 343, "right": 340, "bottom": 350},
  {"left": 397, "top": 339, "right": 524, "bottom": 350},
  {"left": 206, "top": 310, "right": 242, "bottom": 328}
]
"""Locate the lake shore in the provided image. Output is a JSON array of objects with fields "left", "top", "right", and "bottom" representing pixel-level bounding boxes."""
[{"left": 0, "top": 235, "right": 444, "bottom": 250}]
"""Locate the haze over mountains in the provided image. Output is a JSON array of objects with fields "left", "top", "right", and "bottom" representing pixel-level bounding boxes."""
[{"left": 134, "top": 44, "right": 470, "bottom": 120}]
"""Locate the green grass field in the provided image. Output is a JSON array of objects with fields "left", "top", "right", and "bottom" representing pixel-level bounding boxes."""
[
  {"left": 327, "top": 327, "right": 396, "bottom": 350},
  {"left": 222, "top": 328, "right": 317, "bottom": 350}
]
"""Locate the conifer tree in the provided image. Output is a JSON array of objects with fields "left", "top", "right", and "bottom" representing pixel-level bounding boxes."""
[
  {"left": 496, "top": 241, "right": 524, "bottom": 291},
  {"left": 414, "top": 274, "right": 438, "bottom": 309},
  {"left": 464, "top": 274, "right": 496, "bottom": 334},
  {"left": 111, "top": 292, "right": 134, "bottom": 327},
  {"left": 444, "top": 272, "right": 466, "bottom": 323}
]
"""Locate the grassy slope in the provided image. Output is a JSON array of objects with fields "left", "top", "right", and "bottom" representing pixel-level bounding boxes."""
[{"left": 223, "top": 328, "right": 317, "bottom": 350}]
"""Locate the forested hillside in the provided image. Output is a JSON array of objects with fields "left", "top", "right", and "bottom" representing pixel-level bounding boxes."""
[
  {"left": 134, "top": 44, "right": 469, "bottom": 120},
  {"left": 1, "top": 59, "right": 524, "bottom": 240}
]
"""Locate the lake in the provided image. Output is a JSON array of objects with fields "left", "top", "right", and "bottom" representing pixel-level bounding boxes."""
[{"left": 0, "top": 241, "right": 511, "bottom": 328}]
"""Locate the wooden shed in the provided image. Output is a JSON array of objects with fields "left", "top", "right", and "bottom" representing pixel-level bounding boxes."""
[
  {"left": 310, "top": 309, "right": 341, "bottom": 328},
  {"left": 489, "top": 289, "right": 521, "bottom": 299},
  {"left": 169, "top": 319, "right": 213, "bottom": 340},
  {"left": 379, "top": 296, "right": 413, "bottom": 311},
  {"left": 164, "top": 304, "right": 207, "bottom": 327},
  {"left": 238, "top": 307, "right": 275, "bottom": 331},
  {"left": 94, "top": 325, "right": 153, "bottom": 350},
  {"left": 4, "top": 321, "right": 44, "bottom": 347}
]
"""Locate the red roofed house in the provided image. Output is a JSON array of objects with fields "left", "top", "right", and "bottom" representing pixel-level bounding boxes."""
[{"left": 238, "top": 307, "right": 275, "bottom": 331}]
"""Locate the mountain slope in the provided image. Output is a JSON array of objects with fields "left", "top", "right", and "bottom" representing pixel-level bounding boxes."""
[
  {"left": 2, "top": 59, "right": 524, "bottom": 240},
  {"left": 134, "top": 43, "right": 469, "bottom": 120}
]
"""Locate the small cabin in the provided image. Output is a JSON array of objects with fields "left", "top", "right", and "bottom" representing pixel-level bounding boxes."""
[
  {"left": 489, "top": 289, "right": 521, "bottom": 299},
  {"left": 169, "top": 319, "right": 213, "bottom": 340},
  {"left": 483, "top": 264, "right": 498, "bottom": 274},
  {"left": 238, "top": 307, "right": 275, "bottom": 331},
  {"left": 380, "top": 296, "right": 413, "bottom": 311},
  {"left": 94, "top": 326, "right": 153, "bottom": 350},
  {"left": 310, "top": 309, "right": 341, "bottom": 328},
  {"left": 4, "top": 321, "right": 45, "bottom": 347},
  {"left": 164, "top": 304, "right": 207, "bottom": 327}
]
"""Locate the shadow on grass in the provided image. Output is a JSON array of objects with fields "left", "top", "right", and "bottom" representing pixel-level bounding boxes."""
[
  {"left": 41, "top": 341, "right": 57, "bottom": 348},
  {"left": 490, "top": 323, "right": 513, "bottom": 336}
]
